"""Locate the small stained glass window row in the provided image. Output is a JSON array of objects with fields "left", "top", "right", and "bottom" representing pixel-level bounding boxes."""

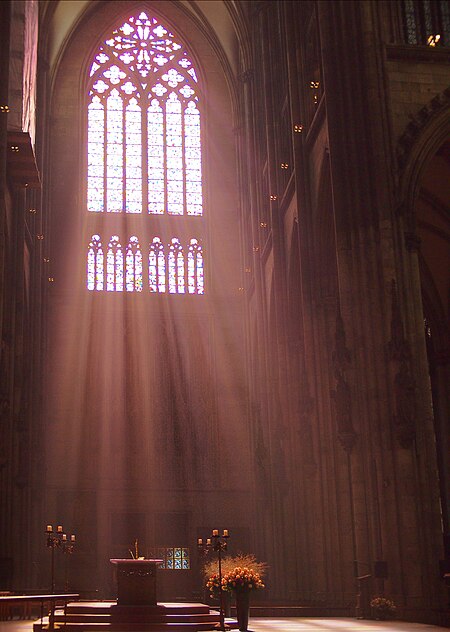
[{"left": 87, "top": 234, "right": 203, "bottom": 295}]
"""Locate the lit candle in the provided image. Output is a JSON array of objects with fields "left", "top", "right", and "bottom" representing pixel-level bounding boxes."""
[
  {"left": 206, "top": 538, "right": 211, "bottom": 545},
  {"left": 212, "top": 529, "right": 219, "bottom": 537},
  {"left": 57, "top": 525, "right": 63, "bottom": 533},
  {"left": 46, "top": 525, "right": 53, "bottom": 533},
  {"left": 62, "top": 534, "right": 67, "bottom": 541},
  {"left": 223, "top": 529, "right": 229, "bottom": 537},
  {"left": 197, "top": 538, "right": 203, "bottom": 545},
  {"left": 70, "top": 535, "right": 76, "bottom": 542}
]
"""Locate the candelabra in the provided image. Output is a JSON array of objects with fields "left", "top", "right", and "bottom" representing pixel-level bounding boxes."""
[
  {"left": 198, "top": 529, "right": 229, "bottom": 630},
  {"left": 46, "top": 524, "right": 76, "bottom": 593}
]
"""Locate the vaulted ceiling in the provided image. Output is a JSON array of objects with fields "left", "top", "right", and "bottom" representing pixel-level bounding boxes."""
[{"left": 39, "top": 0, "right": 245, "bottom": 82}]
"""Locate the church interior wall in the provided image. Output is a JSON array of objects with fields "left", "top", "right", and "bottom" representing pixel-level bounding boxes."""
[{"left": 0, "top": 0, "right": 448, "bottom": 625}]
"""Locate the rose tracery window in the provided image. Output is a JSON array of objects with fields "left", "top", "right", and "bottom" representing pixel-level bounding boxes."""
[{"left": 86, "top": 11, "right": 204, "bottom": 294}]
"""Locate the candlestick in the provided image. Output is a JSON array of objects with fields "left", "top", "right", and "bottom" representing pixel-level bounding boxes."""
[
  {"left": 197, "top": 529, "right": 230, "bottom": 630},
  {"left": 45, "top": 522, "right": 76, "bottom": 593}
]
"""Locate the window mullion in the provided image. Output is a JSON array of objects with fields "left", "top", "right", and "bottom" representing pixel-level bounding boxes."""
[
  {"left": 122, "top": 98, "right": 126, "bottom": 213},
  {"left": 143, "top": 95, "right": 148, "bottom": 215},
  {"left": 142, "top": 96, "right": 149, "bottom": 290},
  {"left": 181, "top": 99, "right": 187, "bottom": 291},
  {"left": 182, "top": 99, "right": 187, "bottom": 218},
  {"left": 103, "top": 97, "right": 107, "bottom": 216},
  {"left": 163, "top": 99, "right": 168, "bottom": 216}
]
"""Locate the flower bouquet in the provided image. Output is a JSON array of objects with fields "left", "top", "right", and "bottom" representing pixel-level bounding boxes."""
[
  {"left": 204, "top": 555, "right": 266, "bottom": 632},
  {"left": 206, "top": 573, "right": 221, "bottom": 598},
  {"left": 203, "top": 553, "right": 267, "bottom": 588},
  {"left": 221, "top": 566, "right": 265, "bottom": 592},
  {"left": 370, "top": 596, "right": 396, "bottom": 620}
]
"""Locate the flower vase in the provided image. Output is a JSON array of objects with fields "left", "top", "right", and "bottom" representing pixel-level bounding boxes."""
[
  {"left": 223, "top": 590, "right": 231, "bottom": 618},
  {"left": 235, "top": 590, "right": 250, "bottom": 631}
]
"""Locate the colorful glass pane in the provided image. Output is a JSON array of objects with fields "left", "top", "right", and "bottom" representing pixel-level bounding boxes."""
[
  {"left": 126, "top": 236, "right": 143, "bottom": 291},
  {"left": 87, "top": 234, "right": 104, "bottom": 290},
  {"left": 157, "top": 547, "right": 190, "bottom": 570},
  {"left": 187, "top": 239, "right": 203, "bottom": 295},
  {"left": 87, "top": 98, "right": 104, "bottom": 212},
  {"left": 106, "top": 236, "right": 124, "bottom": 291},
  {"left": 166, "top": 94, "right": 183, "bottom": 215},
  {"left": 148, "top": 100, "right": 164, "bottom": 214},
  {"left": 106, "top": 91, "right": 123, "bottom": 213},
  {"left": 149, "top": 237, "right": 166, "bottom": 293},
  {"left": 168, "top": 238, "right": 184, "bottom": 294},
  {"left": 125, "top": 99, "right": 142, "bottom": 213},
  {"left": 185, "top": 102, "right": 202, "bottom": 216}
]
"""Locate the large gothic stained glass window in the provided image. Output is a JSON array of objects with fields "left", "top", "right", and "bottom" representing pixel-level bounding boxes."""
[{"left": 86, "top": 11, "right": 204, "bottom": 294}]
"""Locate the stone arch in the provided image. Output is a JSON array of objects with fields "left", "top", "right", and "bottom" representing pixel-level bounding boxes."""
[
  {"left": 397, "top": 87, "right": 450, "bottom": 220},
  {"left": 396, "top": 91, "right": 450, "bottom": 546}
]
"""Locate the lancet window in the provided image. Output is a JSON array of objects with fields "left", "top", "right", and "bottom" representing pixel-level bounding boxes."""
[{"left": 86, "top": 10, "right": 204, "bottom": 294}]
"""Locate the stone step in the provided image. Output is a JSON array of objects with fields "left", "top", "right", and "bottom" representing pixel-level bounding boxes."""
[
  {"left": 33, "top": 601, "right": 238, "bottom": 632},
  {"left": 35, "top": 620, "right": 234, "bottom": 631},
  {"left": 64, "top": 602, "right": 212, "bottom": 616},
  {"left": 54, "top": 613, "right": 221, "bottom": 624}
]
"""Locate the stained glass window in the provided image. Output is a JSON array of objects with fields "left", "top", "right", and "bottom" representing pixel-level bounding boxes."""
[
  {"left": 86, "top": 11, "right": 205, "bottom": 294},
  {"left": 87, "top": 235, "right": 104, "bottom": 290},
  {"left": 126, "top": 236, "right": 143, "bottom": 291},
  {"left": 152, "top": 547, "right": 190, "bottom": 570},
  {"left": 149, "top": 237, "right": 166, "bottom": 293},
  {"left": 87, "top": 11, "right": 203, "bottom": 216},
  {"left": 168, "top": 238, "right": 185, "bottom": 294},
  {"left": 187, "top": 239, "right": 203, "bottom": 294},
  {"left": 106, "top": 236, "right": 124, "bottom": 291}
]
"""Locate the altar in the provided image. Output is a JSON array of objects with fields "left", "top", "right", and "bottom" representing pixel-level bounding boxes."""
[{"left": 110, "top": 558, "right": 163, "bottom": 606}]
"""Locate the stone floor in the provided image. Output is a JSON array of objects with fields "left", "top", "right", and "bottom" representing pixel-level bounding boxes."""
[{"left": 0, "top": 618, "right": 449, "bottom": 632}]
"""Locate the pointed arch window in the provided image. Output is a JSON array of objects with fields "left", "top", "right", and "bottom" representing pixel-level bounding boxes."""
[
  {"left": 187, "top": 239, "right": 203, "bottom": 295},
  {"left": 126, "top": 236, "right": 143, "bottom": 291},
  {"left": 168, "top": 238, "right": 185, "bottom": 294},
  {"left": 106, "top": 236, "right": 124, "bottom": 291},
  {"left": 87, "top": 11, "right": 203, "bottom": 217},
  {"left": 87, "top": 234, "right": 104, "bottom": 290},
  {"left": 149, "top": 237, "right": 166, "bottom": 293},
  {"left": 86, "top": 10, "right": 205, "bottom": 293}
]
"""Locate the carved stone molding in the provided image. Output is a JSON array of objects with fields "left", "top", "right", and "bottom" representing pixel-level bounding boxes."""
[
  {"left": 299, "top": 392, "right": 317, "bottom": 475},
  {"left": 404, "top": 231, "right": 421, "bottom": 252},
  {"left": 388, "top": 280, "right": 416, "bottom": 447},
  {"left": 388, "top": 280, "right": 410, "bottom": 362},
  {"left": 331, "top": 308, "right": 357, "bottom": 453},
  {"left": 238, "top": 69, "right": 254, "bottom": 84},
  {"left": 332, "top": 309, "right": 351, "bottom": 368},
  {"left": 331, "top": 368, "right": 357, "bottom": 453},
  {"left": 393, "top": 359, "right": 416, "bottom": 449},
  {"left": 396, "top": 87, "right": 450, "bottom": 171}
]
